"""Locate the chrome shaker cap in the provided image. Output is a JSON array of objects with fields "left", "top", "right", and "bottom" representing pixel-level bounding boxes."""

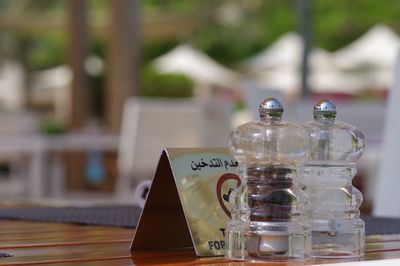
[
  {"left": 259, "top": 97, "right": 283, "bottom": 121},
  {"left": 313, "top": 99, "right": 337, "bottom": 120}
]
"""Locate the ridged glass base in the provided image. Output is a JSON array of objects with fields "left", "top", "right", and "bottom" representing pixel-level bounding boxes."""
[
  {"left": 225, "top": 221, "right": 311, "bottom": 261},
  {"left": 310, "top": 219, "right": 365, "bottom": 258}
]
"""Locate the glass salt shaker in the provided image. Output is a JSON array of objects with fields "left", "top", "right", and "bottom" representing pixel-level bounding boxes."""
[
  {"left": 225, "top": 98, "right": 311, "bottom": 261},
  {"left": 299, "top": 99, "right": 365, "bottom": 258}
]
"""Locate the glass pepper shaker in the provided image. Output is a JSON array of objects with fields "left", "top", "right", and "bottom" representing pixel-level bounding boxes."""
[
  {"left": 225, "top": 98, "right": 311, "bottom": 261},
  {"left": 299, "top": 99, "right": 365, "bottom": 258}
]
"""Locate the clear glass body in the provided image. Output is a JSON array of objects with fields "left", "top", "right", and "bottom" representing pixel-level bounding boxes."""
[
  {"left": 226, "top": 116, "right": 311, "bottom": 261},
  {"left": 300, "top": 116, "right": 365, "bottom": 258}
]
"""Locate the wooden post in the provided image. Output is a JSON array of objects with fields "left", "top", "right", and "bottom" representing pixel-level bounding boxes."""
[
  {"left": 106, "top": 0, "right": 140, "bottom": 133},
  {"left": 67, "top": 0, "right": 89, "bottom": 129},
  {"left": 66, "top": 0, "right": 89, "bottom": 191},
  {"left": 298, "top": 0, "right": 312, "bottom": 98}
]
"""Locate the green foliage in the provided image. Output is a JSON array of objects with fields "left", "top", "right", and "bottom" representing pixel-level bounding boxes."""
[
  {"left": 15, "top": 0, "right": 62, "bottom": 12},
  {"left": 39, "top": 118, "right": 66, "bottom": 135},
  {"left": 142, "top": 39, "right": 178, "bottom": 64},
  {"left": 1, "top": 0, "right": 400, "bottom": 77},
  {"left": 175, "top": 0, "right": 400, "bottom": 63},
  {"left": 140, "top": 66, "right": 194, "bottom": 98},
  {"left": 26, "top": 34, "right": 65, "bottom": 71},
  {"left": 142, "top": 0, "right": 200, "bottom": 14},
  {"left": 2, "top": 0, "right": 400, "bottom": 69},
  {"left": 190, "top": 0, "right": 297, "bottom": 66},
  {"left": 313, "top": 0, "right": 400, "bottom": 51}
]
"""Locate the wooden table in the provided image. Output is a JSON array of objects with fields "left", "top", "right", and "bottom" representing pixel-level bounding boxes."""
[{"left": 0, "top": 220, "right": 398, "bottom": 265}]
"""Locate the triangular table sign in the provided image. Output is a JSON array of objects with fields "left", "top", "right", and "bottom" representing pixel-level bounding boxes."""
[{"left": 131, "top": 148, "right": 240, "bottom": 257}]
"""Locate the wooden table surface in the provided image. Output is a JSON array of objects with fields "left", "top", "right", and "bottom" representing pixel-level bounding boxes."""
[{"left": 0, "top": 220, "right": 398, "bottom": 265}]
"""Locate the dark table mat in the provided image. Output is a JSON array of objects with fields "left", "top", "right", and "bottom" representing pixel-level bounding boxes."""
[
  {"left": 362, "top": 215, "right": 400, "bottom": 235},
  {"left": 0, "top": 206, "right": 397, "bottom": 235},
  {"left": 0, "top": 205, "right": 142, "bottom": 228}
]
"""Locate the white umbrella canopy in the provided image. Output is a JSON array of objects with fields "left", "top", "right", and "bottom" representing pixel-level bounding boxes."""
[
  {"left": 340, "top": 69, "right": 392, "bottom": 91},
  {"left": 153, "top": 44, "right": 238, "bottom": 87},
  {"left": 245, "top": 32, "right": 339, "bottom": 94},
  {"left": 309, "top": 69, "right": 371, "bottom": 94},
  {"left": 309, "top": 69, "right": 349, "bottom": 93},
  {"left": 333, "top": 24, "right": 400, "bottom": 70},
  {"left": 245, "top": 32, "right": 335, "bottom": 72},
  {"left": 246, "top": 32, "right": 302, "bottom": 71},
  {"left": 268, "top": 66, "right": 395, "bottom": 94},
  {"left": 253, "top": 66, "right": 355, "bottom": 95},
  {"left": 245, "top": 27, "right": 396, "bottom": 94},
  {"left": 250, "top": 59, "right": 381, "bottom": 95},
  {"left": 252, "top": 66, "right": 300, "bottom": 94}
]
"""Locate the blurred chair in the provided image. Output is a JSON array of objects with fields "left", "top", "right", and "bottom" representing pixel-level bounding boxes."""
[
  {"left": 0, "top": 111, "right": 40, "bottom": 198},
  {"left": 115, "top": 97, "right": 233, "bottom": 203},
  {"left": 373, "top": 52, "right": 400, "bottom": 217}
]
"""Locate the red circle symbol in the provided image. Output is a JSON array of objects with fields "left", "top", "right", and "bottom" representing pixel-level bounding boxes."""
[{"left": 216, "top": 173, "right": 241, "bottom": 218}]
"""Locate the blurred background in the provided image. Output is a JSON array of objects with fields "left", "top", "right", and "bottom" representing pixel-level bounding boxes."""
[{"left": 0, "top": 0, "right": 398, "bottom": 212}]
